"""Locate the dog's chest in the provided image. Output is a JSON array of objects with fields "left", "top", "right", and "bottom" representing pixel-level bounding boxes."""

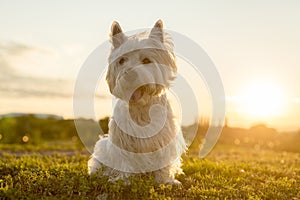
[{"left": 109, "top": 101, "right": 177, "bottom": 153}]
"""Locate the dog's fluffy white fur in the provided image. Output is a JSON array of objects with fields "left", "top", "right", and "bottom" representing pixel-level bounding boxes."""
[{"left": 88, "top": 20, "right": 187, "bottom": 185}]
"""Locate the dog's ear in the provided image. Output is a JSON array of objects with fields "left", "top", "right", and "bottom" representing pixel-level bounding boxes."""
[
  {"left": 149, "top": 19, "right": 164, "bottom": 43},
  {"left": 110, "top": 21, "right": 127, "bottom": 48}
]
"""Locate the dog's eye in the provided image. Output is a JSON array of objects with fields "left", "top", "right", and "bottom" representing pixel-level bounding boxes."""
[
  {"left": 118, "top": 57, "right": 126, "bottom": 65},
  {"left": 142, "top": 58, "right": 152, "bottom": 64}
]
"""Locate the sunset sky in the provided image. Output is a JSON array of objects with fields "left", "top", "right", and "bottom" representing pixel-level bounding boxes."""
[{"left": 1, "top": 0, "right": 300, "bottom": 131}]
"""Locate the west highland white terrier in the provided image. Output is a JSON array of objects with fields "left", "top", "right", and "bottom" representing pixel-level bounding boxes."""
[{"left": 88, "top": 20, "right": 187, "bottom": 185}]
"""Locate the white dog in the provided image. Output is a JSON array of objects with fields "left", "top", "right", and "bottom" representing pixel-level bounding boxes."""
[{"left": 88, "top": 20, "right": 187, "bottom": 185}]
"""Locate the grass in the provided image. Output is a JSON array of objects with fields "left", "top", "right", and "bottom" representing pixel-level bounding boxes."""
[
  {"left": 0, "top": 145, "right": 299, "bottom": 199},
  {"left": 0, "top": 141, "right": 85, "bottom": 152}
]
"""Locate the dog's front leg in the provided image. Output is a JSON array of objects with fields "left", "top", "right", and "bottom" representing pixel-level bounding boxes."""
[{"left": 153, "top": 166, "right": 182, "bottom": 186}]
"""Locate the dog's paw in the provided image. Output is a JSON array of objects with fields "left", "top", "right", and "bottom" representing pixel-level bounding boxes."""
[
  {"left": 166, "top": 179, "right": 182, "bottom": 186},
  {"left": 108, "top": 177, "right": 131, "bottom": 185}
]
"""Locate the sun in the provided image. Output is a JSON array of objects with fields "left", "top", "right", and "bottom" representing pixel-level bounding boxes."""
[{"left": 238, "top": 81, "right": 286, "bottom": 118}]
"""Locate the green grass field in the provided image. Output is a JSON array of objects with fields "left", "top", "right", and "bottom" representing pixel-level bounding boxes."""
[{"left": 1, "top": 144, "right": 299, "bottom": 200}]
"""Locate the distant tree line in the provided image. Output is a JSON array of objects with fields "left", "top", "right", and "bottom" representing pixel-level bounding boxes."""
[
  {"left": 1, "top": 114, "right": 299, "bottom": 154},
  {"left": 184, "top": 119, "right": 300, "bottom": 155},
  {"left": 0, "top": 115, "right": 109, "bottom": 145}
]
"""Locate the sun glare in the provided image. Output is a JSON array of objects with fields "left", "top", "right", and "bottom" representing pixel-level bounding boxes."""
[{"left": 238, "top": 81, "right": 286, "bottom": 118}]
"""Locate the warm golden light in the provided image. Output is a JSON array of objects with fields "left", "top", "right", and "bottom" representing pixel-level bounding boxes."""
[
  {"left": 22, "top": 135, "right": 29, "bottom": 143},
  {"left": 238, "top": 81, "right": 286, "bottom": 118}
]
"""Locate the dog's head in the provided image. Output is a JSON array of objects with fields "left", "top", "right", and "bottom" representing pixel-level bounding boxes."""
[{"left": 106, "top": 20, "right": 177, "bottom": 103}]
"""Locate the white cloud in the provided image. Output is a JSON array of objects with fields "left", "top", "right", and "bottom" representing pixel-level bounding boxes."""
[
  {"left": 0, "top": 41, "right": 41, "bottom": 55},
  {"left": 0, "top": 41, "right": 72, "bottom": 98},
  {"left": 0, "top": 40, "right": 110, "bottom": 100}
]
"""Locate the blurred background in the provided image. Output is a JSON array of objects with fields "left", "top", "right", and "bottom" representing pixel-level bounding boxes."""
[{"left": 0, "top": 0, "right": 300, "bottom": 154}]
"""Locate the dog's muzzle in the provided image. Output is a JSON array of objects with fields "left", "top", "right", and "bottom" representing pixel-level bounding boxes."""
[{"left": 112, "top": 64, "right": 172, "bottom": 103}]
